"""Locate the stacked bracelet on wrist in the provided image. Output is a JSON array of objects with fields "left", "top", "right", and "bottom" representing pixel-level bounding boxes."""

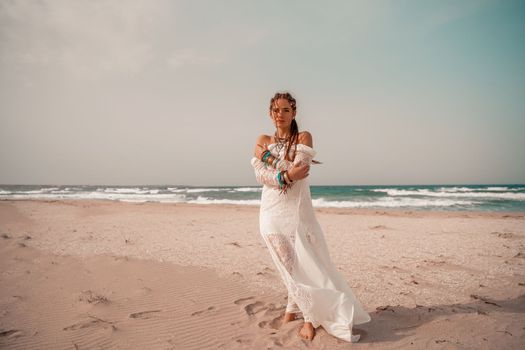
[
  {"left": 261, "top": 150, "right": 271, "bottom": 163},
  {"left": 261, "top": 150, "right": 278, "bottom": 168},
  {"left": 277, "top": 171, "right": 284, "bottom": 186},
  {"left": 283, "top": 171, "right": 293, "bottom": 184},
  {"left": 276, "top": 170, "right": 294, "bottom": 195}
]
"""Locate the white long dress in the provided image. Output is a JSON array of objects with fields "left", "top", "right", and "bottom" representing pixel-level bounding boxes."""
[{"left": 250, "top": 142, "right": 371, "bottom": 343}]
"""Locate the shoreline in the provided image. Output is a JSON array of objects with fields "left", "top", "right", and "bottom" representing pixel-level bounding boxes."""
[{"left": 2, "top": 198, "right": 525, "bottom": 218}]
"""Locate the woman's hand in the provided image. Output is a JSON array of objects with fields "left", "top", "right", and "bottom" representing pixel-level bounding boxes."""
[{"left": 287, "top": 163, "right": 309, "bottom": 181}]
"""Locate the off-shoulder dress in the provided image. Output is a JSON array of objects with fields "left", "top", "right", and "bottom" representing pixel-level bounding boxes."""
[{"left": 250, "top": 142, "right": 371, "bottom": 343}]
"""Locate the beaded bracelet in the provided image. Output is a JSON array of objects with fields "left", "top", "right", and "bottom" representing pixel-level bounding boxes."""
[
  {"left": 261, "top": 150, "right": 271, "bottom": 163},
  {"left": 278, "top": 171, "right": 291, "bottom": 195}
]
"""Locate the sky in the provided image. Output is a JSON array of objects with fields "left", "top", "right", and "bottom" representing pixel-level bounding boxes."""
[{"left": 0, "top": 0, "right": 524, "bottom": 186}]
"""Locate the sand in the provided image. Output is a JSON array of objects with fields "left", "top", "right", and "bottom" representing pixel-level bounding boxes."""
[{"left": 0, "top": 199, "right": 524, "bottom": 349}]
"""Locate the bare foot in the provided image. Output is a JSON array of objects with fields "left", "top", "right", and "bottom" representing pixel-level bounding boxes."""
[
  {"left": 298, "top": 322, "right": 315, "bottom": 340},
  {"left": 282, "top": 312, "right": 296, "bottom": 324}
]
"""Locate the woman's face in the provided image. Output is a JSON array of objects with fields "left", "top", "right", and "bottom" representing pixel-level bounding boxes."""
[{"left": 270, "top": 98, "right": 296, "bottom": 128}]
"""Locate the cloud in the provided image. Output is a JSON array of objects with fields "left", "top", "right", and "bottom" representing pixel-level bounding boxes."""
[
  {"left": 0, "top": 0, "right": 273, "bottom": 80},
  {"left": 166, "top": 48, "right": 224, "bottom": 70},
  {"left": 0, "top": 0, "right": 170, "bottom": 79}
]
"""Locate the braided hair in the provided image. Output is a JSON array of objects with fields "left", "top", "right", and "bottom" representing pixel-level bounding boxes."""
[{"left": 269, "top": 92, "right": 299, "bottom": 162}]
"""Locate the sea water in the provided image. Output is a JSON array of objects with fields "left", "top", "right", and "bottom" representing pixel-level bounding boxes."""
[{"left": 1, "top": 184, "right": 524, "bottom": 211}]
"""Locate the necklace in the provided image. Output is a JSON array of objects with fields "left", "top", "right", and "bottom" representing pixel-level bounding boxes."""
[{"left": 273, "top": 131, "right": 289, "bottom": 159}]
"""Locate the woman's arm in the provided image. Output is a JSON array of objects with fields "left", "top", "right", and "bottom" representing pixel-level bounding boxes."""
[
  {"left": 258, "top": 131, "right": 315, "bottom": 171},
  {"left": 251, "top": 134, "right": 284, "bottom": 188},
  {"left": 293, "top": 131, "right": 315, "bottom": 167},
  {"left": 250, "top": 134, "right": 311, "bottom": 188},
  {"left": 250, "top": 157, "right": 282, "bottom": 188}
]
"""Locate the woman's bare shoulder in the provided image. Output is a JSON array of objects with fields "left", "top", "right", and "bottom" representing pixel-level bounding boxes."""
[
  {"left": 253, "top": 134, "right": 272, "bottom": 158},
  {"left": 255, "top": 134, "right": 272, "bottom": 145},
  {"left": 297, "top": 131, "right": 313, "bottom": 147}
]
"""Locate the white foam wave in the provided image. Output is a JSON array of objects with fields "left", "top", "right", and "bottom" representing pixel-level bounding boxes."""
[
  {"left": 435, "top": 187, "right": 475, "bottom": 192},
  {"left": 185, "top": 188, "right": 226, "bottom": 193},
  {"left": 373, "top": 188, "right": 525, "bottom": 200},
  {"left": 166, "top": 187, "right": 228, "bottom": 193},
  {"left": 233, "top": 187, "right": 262, "bottom": 192},
  {"left": 20, "top": 187, "right": 60, "bottom": 194},
  {"left": 50, "top": 190, "right": 74, "bottom": 194},
  {"left": 167, "top": 188, "right": 187, "bottom": 193},
  {"left": 438, "top": 186, "right": 519, "bottom": 192},
  {"left": 312, "top": 197, "right": 475, "bottom": 208},
  {"left": 188, "top": 196, "right": 260, "bottom": 206},
  {"left": 0, "top": 192, "right": 187, "bottom": 202},
  {"left": 100, "top": 187, "right": 151, "bottom": 194}
]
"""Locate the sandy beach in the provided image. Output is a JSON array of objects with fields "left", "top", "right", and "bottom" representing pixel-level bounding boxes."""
[{"left": 0, "top": 199, "right": 524, "bottom": 349}]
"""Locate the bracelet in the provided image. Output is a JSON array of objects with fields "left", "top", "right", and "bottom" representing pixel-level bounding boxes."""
[
  {"left": 261, "top": 150, "right": 271, "bottom": 163},
  {"left": 284, "top": 171, "right": 292, "bottom": 184},
  {"left": 278, "top": 175, "right": 290, "bottom": 195},
  {"left": 259, "top": 150, "right": 267, "bottom": 161},
  {"left": 277, "top": 171, "right": 284, "bottom": 187}
]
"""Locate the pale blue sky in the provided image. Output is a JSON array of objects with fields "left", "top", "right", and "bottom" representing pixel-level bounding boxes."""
[{"left": 0, "top": 0, "right": 524, "bottom": 186}]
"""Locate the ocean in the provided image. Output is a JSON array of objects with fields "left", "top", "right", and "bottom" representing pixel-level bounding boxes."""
[{"left": 1, "top": 184, "right": 524, "bottom": 211}]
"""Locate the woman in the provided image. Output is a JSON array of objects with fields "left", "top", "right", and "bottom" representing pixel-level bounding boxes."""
[{"left": 250, "top": 92, "right": 371, "bottom": 342}]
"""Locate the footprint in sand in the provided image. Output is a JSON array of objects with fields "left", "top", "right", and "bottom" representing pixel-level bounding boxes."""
[
  {"left": 63, "top": 316, "right": 117, "bottom": 331},
  {"left": 78, "top": 290, "right": 109, "bottom": 305},
  {"left": 422, "top": 259, "right": 447, "bottom": 266},
  {"left": 190, "top": 306, "right": 215, "bottom": 316},
  {"left": 244, "top": 301, "right": 266, "bottom": 316},
  {"left": 230, "top": 334, "right": 253, "bottom": 345},
  {"left": 0, "top": 329, "right": 23, "bottom": 339},
  {"left": 256, "top": 266, "right": 276, "bottom": 278},
  {"left": 257, "top": 315, "right": 282, "bottom": 330},
  {"left": 129, "top": 310, "right": 162, "bottom": 319},
  {"left": 370, "top": 225, "right": 389, "bottom": 230},
  {"left": 491, "top": 231, "right": 522, "bottom": 239},
  {"left": 235, "top": 297, "right": 287, "bottom": 330},
  {"left": 234, "top": 296, "right": 255, "bottom": 305},
  {"left": 470, "top": 294, "right": 501, "bottom": 307},
  {"left": 376, "top": 305, "right": 396, "bottom": 313}
]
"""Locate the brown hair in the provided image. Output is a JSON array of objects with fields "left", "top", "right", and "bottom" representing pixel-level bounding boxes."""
[{"left": 269, "top": 92, "right": 299, "bottom": 162}]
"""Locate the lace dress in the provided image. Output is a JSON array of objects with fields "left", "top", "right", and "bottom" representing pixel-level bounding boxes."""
[{"left": 250, "top": 142, "right": 371, "bottom": 343}]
